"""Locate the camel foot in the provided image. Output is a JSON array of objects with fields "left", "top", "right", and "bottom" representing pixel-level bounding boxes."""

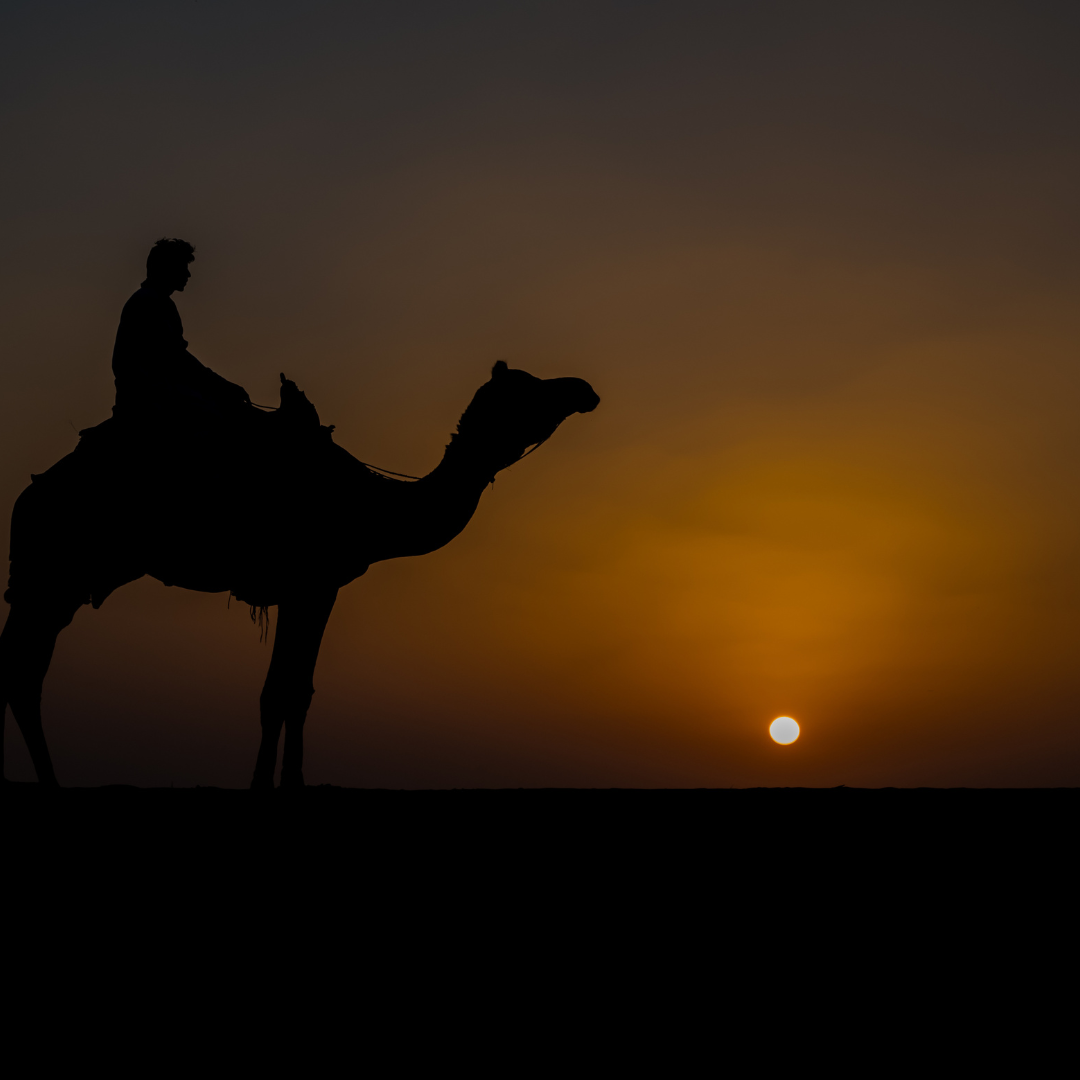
[
  {"left": 279, "top": 769, "right": 306, "bottom": 790},
  {"left": 250, "top": 772, "right": 275, "bottom": 792}
]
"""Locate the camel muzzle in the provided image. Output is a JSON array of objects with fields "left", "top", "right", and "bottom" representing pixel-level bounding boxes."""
[{"left": 550, "top": 377, "right": 600, "bottom": 415}]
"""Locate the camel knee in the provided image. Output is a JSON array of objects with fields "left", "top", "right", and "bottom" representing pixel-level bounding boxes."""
[
  {"left": 260, "top": 681, "right": 315, "bottom": 721},
  {"left": 9, "top": 689, "right": 44, "bottom": 719},
  {"left": 5, "top": 657, "right": 53, "bottom": 702},
  {"left": 0, "top": 600, "right": 80, "bottom": 674}
]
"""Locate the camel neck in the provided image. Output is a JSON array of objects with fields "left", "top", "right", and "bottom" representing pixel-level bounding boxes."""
[
  {"left": 365, "top": 433, "right": 499, "bottom": 561},
  {"left": 425, "top": 432, "right": 502, "bottom": 490},
  {"left": 359, "top": 423, "right": 527, "bottom": 564}
]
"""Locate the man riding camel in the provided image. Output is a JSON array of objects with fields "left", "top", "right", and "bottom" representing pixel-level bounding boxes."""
[{"left": 112, "top": 238, "right": 250, "bottom": 424}]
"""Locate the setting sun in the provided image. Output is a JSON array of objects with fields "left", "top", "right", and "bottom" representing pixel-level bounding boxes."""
[{"left": 770, "top": 717, "right": 800, "bottom": 745}]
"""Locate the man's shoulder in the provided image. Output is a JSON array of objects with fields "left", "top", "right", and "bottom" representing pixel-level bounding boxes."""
[
  {"left": 123, "top": 285, "right": 176, "bottom": 306},
  {"left": 120, "top": 286, "right": 179, "bottom": 320}
]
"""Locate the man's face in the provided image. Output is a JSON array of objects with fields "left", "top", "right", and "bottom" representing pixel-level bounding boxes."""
[
  {"left": 151, "top": 260, "right": 191, "bottom": 293},
  {"left": 170, "top": 263, "right": 192, "bottom": 292}
]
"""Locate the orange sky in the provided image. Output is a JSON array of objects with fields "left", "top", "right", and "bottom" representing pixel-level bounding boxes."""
[{"left": 4, "top": 3, "right": 1080, "bottom": 785}]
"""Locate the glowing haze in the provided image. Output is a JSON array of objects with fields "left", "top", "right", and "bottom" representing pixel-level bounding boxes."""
[{"left": 3, "top": 2, "right": 1080, "bottom": 786}]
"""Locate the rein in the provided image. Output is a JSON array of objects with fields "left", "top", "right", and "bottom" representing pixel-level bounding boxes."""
[
  {"left": 251, "top": 400, "right": 552, "bottom": 483},
  {"left": 360, "top": 438, "right": 550, "bottom": 485},
  {"left": 360, "top": 462, "right": 423, "bottom": 481}
]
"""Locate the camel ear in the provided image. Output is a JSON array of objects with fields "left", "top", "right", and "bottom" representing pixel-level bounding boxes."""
[{"left": 492, "top": 360, "right": 509, "bottom": 377}]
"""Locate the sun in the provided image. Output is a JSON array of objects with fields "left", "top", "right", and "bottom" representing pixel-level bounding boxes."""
[{"left": 769, "top": 716, "right": 800, "bottom": 745}]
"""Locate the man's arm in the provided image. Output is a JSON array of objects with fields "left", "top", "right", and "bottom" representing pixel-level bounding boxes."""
[
  {"left": 113, "top": 288, "right": 251, "bottom": 411},
  {"left": 196, "top": 363, "right": 250, "bottom": 405}
]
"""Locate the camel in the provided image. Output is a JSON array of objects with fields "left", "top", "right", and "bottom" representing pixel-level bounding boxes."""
[{"left": 0, "top": 361, "right": 600, "bottom": 788}]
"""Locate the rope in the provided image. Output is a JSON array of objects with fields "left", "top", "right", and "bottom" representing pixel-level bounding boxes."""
[
  {"left": 358, "top": 461, "right": 422, "bottom": 481},
  {"left": 247, "top": 401, "right": 549, "bottom": 482},
  {"left": 359, "top": 438, "right": 550, "bottom": 484}
]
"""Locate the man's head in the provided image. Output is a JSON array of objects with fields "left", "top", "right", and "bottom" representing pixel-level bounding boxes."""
[{"left": 145, "top": 238, "right": 195, "bottom": 293}]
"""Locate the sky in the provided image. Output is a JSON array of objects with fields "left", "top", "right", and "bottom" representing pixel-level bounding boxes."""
[{"left": 4, "top": 1, "right": 1080, "bottom": 786}]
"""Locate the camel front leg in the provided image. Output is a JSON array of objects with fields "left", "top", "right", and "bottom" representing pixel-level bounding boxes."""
[
  {"left": 0, "top": 598, "right": 81, "bottom": 786},
  {"left": 251, "top": 587, "right": 338, "bottom": 790}
]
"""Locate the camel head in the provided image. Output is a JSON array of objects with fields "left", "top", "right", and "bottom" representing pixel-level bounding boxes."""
[{"left": 454, "top": 361, "right": 600, "bottom": 475}]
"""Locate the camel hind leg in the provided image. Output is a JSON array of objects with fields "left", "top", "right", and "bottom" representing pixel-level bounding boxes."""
[{"left": 0, "top": 597, "right": 81, "bottom": 786}]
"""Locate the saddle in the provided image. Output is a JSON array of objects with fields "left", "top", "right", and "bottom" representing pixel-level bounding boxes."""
[
  {"left": 8, "top": 376, "right": 340, "bottom": 611},
  {"left": 69, "top": 374, "right": 330, "bottom": 486}
]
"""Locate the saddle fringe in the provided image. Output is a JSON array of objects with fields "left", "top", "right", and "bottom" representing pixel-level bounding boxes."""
[
  {"left": 228, "top": 592, "right": 271, "bottom": 642},
  {"left": 251, "top": 603, "right": 271, "bottom": 642}
]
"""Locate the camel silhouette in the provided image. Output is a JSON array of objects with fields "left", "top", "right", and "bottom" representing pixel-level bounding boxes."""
[{"left": 0, "top": 361, "right": 599, "bottom": 788}]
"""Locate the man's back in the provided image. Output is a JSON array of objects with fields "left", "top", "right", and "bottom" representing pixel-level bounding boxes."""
[
  {"left": 112, "top": 284, "right": 199, "bottom": 414},
  {"left": 110, "top": 239, "right": 248, "bottom": 422}
]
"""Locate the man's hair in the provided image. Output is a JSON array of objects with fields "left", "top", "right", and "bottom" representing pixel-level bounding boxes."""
[{"left": 146, "top": 237, "right": 195, "bottom": 278}]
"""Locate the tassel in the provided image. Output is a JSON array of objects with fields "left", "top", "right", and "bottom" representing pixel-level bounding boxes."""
[{"left": 249, "top": 603, "right": 271, "bottom": 643}]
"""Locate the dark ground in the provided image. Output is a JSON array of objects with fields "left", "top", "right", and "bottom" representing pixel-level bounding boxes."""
[
  {"left": 6, "top": 786, "right": 1074, "bottom": 1016},
  {"left": 9, "top": 784, "right": 1075, "bottom": 887}
]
